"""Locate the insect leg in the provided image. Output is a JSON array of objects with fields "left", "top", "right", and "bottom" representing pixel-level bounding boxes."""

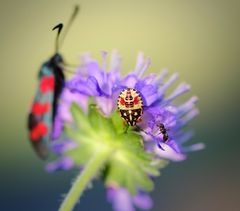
[
  {"left": 124, "top": 124, "right": 129, "bottom": 133},
  {"left": 135, "top": 125, "right": 148, "bottom": 135}
]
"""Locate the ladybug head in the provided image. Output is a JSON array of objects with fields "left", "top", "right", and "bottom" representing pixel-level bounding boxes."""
[{"left": 125, "top": 90, "right": 133, "bottom": 101}]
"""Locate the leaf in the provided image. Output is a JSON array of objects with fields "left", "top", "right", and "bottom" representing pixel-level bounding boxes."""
[
  {"left": 104, "top": 132, "right": 159, "bottom": 194},
  {"left": 111, "top": 110, "right": 126, "bottom": 134},
  {"left": 70, "top": 103, "right": 92, "bottom": 134},
  {"left": 88, "top": 105, "right": 115, "bottom": 135},
  {"left": 64, "top": 103, "right": 167, "bottom": 195}
]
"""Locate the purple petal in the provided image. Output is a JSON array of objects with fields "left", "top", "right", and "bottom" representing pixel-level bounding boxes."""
[
  {"left": 137, "top": 58, "right": 151, "bottom": 78},
  {"left": 175, "top": 130, "right": 195, "bottom": 144},
  {"left": 163, "top": 82, "right": 191, "bottom": 103},
  {"left": 86, "top": 61, "right": 113, "bottom": 96},
  {"left": 153, "top": 68, "right": 168, "bottom": 85},
  {"left": 157, "top": 141, "right": 166, "bottom": 151},
  {"left": 95, "top": 96, "right": 115, "bottom": 117},
  {"left": 122, "top": 74, "right": 138, "bottom": 88},
  {"left": 138, "top": 84, "right": 158, "bottom": 106},
  {"left": 109, "top": 50, "right": 122, "bottom": 72},
  {"left": 50, "top": 140, "right": 77, "bottom": 154},
  {"left": 133, "top": 192, "right": 153, "bottom": 210},
  {"left": 167, "top": 140, "right": 181, "bottom": 153},
  {"left": 107, "top": 187, "right": 135, "bottom": 211},
  {"left": 138, "top": 110, "right": 153, "bottom": 130},
  {"left": 107, "top": 186, "right": 116, "bottom": 202},
  {"left": 182, "top": 143, "right": 205, "bottom": 152},
  {"left": 142, "top": 74, "right": 156, "bottom": 84},
  {"left": 179, "top": 108, "right": 199, "bottom": 127},
  {"left": 51, "top": 114, "right": 63, "bottom": 140},
  {"left": 177, "top": 96, "right": 198, "bottom": 116},
  {"left": 59, "top": 89, "right": 88, "bottom": 122},
  {"left": 67, "top": 76, "right": 100, "bottom": 96},
  {"left": 134, "top": 52, "right": 151, "bottom": 78},
  {"left": 45, "top": 157, "right": 74, "bottom": 172},
  {"left": 134, "top": 52, "right": 145, "bottom": 74},
  {"left": 154, "top": 144, "right": 186, "bottom": 161},
  {"left": 109, "top": 70, "right": 121, "bottom": 89},
  {"left": 101, "top": 75, "right": 113, "bottom": 96},
  {"left": 58, "top": 102, "right": 73, "bottom": 122},
  {"left": 134, "top": 75, "right": 155, "bottom": 88},
  {"left": 144, "top": 106, "right": 177, "bottom": 129},
  {"left": 86, "top": 61, "right": 104, "bottom": 84},
  {"left": 101, "top": 51, "right": 108, "bottom": 71},
  {"left": 158, "top": 73, "right": 179, "bottom": 96}
]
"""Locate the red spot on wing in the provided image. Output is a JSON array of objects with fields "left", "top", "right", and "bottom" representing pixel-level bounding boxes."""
[
  {"left": 133, "top": 96, "right": 139, "bottom": 105},
  {"left": 120, "top": 97, "right": 125, "bottom": 105},
  {"left": 32, "top": 102, "right": 50, "bottom": 115},
  {"left": 40, "top": 76, "right": 55, "bottom": 93},
  {"left": 30, "top": 122, "right": 48, "bottom": 141}
]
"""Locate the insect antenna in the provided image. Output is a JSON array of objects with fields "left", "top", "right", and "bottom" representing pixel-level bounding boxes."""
[
  {"left": 59, "top": 5, "right": 79, "bottom": 50},
  {"left": 52, "top": 5, "right": 79, "bottom": 53},
  {"left": 52, "top": 23, "right": 63, "bottom": 53}
]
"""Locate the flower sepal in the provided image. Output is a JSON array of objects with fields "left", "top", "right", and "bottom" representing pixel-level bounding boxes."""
[{"left": 64, "top": 103, "right": 167, "bottom": 195}]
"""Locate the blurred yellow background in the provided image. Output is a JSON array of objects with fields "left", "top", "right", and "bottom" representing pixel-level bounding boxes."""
[{"left": 0, "top": 0, "right": 239, "bottom": 210}]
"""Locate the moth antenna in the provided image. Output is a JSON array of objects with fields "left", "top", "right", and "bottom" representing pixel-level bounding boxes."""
[
  {"left": 59, "top": 5, "right": 80, "bottom": 49},
  {"left": 52, "top": 23, "right": 63, "bottom": 53}
]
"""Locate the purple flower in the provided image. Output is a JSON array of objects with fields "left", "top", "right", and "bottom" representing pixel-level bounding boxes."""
[
  {"left": 51, "top": 50, "right": 204, "bottom": 165},
  {"left": 45, "top": 139, "right": 77, "bottom": 172},
  {"left": 107, "top": 186, "right": 153, "bottom": 211},
  {"left": 65, "top": 51, "right": 203, "bottom": 157},
  {"left": 66, "top": 51, "right": 122, "bottom": 117},
  {"left": 47, "top": 51, "right": 204, "bottom": 211},
  {"left": 46, "top": 156, "right": 74, "bottom": 172},
  {"left": 59, "top": 89, "right": 88, "bottom": 123}
]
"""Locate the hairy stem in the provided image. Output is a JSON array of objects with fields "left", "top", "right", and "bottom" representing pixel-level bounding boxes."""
[{"left": 59, "top": 150, "right": 112, "bottom": 211}]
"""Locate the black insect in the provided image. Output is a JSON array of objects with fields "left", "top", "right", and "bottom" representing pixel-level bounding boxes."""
[
  {"left": 157, "top": 123, "right": 169, "bottom": 143},
  {"left": 27, "top": 6, "right": 79, "bottom": 159}
]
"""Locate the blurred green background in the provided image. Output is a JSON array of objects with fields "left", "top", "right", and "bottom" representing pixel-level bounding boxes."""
[{"left": 1, "top": 0, "right": 239, "bottom": 210}]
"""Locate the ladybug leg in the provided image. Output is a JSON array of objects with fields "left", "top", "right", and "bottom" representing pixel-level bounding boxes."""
[
  {"left": 124, "top": 124, "right": 129, "bottom": 133},
  {"left": 135, "top": 125, "right": 148, "bottom": 135},
  {"left": 89, "top": 103, "right": 97, "bottom": 108},
  {"left": 134, "top": 125, "right": 141, "bottom": 132}
]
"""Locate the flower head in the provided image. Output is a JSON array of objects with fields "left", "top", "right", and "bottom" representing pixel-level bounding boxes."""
[{"left": 48, "top": 51, "right": 204, "bottom": 211}]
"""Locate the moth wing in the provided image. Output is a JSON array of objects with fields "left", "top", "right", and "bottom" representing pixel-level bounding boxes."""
[{"left": 28, "top": 69, "right": 55, "bottom": 159}]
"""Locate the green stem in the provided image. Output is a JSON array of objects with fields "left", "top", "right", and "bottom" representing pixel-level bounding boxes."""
[{"left": 59, "top": 150, "right": 112, "bottom": 211}]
